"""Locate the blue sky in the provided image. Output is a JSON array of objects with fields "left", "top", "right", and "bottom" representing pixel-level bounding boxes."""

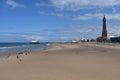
[{"left": 1, "top": 0, "right": 120, "bottom": 42}]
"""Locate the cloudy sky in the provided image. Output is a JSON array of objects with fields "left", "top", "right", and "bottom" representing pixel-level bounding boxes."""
[{"left": 1, "top": 0, "right": 120, "bottom": 42}]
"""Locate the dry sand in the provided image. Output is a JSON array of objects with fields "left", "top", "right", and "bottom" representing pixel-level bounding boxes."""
[{"left": 0, "top": 42, "right": 120, "bottom": 80}]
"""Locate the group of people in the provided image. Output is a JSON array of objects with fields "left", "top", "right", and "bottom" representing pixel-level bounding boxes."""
[{"left": 16, "top": 50, "right": 31, "bottom": 62}]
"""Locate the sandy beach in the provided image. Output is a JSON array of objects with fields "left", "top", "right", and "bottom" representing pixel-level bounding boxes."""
[{"left": 0, "top": 42, "right": 120, "bottom": 80}]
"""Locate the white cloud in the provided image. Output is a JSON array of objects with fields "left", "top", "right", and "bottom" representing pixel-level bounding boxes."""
[
  {"left": 6, "top": 0, "right": 25, "bottom": 8},
  {"left": 73, "top": 13, "right": 120, "bottom": 20},
  {"left": 73, "top": 13, "right": 103, "bottom": 20},
  {"left": 106, "top": 14, "right": 120, "bottom": 20},
  {"left": 53, "top": 25, "right": 101, "bottom": 40},
  {"left": 50, "top": 0, "right": 120, "bottom": 10},
  {"left": 51, "top": 13, "right": 64, "bottom": 17},
  {"left": 39, "top": 11, "right": 65, "bottom": 17},
  {"left": 1, "top": 33, "right": 46, "bottom": 41},
  {"left": 35, "top": 2, "right": 52, "bottom": 7},
  {"left": 21, "top": 35, "right": 46, "bottom": 41},
  {"left": 108, "top": 26, "right": 120, "bottom": 36}
]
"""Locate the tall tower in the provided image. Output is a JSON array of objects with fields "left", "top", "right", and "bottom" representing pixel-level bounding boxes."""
[{"left": 102, "top": 16, "right": 107, "bottom": 41}]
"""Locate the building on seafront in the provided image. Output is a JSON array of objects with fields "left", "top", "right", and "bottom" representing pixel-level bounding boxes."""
[
  {"left": 96, "top": 16, "right": 120, "bottom": 43},
  {"left": 110, "top": 36, "right": 120, "bottom": 42}
]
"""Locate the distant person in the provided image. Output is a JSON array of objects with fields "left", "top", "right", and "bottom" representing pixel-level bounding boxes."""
[{"left": 16, "top": 55, "right": 22, "bottom": 62}]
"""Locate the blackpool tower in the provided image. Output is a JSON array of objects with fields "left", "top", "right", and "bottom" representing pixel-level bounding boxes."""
[
  {"left": 102, "top": 16, "right": 107, "bottom": 41},
  {"left": 96, "top": 16, "right": 108, "bottom": 42}
]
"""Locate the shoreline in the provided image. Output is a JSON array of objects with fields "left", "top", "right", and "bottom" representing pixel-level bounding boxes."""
[
  {"left": 1, "top": 42, "right": 120, "bottom": 62},
  {"left": 0, "top": 42, "right": 120, "bottom": 62}
]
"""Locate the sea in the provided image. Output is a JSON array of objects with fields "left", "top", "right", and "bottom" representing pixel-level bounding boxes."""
[{"left": 0, "top": 43, "right": 50, "bottom": 52}]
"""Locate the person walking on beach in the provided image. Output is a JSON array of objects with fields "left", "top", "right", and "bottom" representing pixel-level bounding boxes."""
[{"left": 16, "top": 55, "right": 22, "bottom": 62}]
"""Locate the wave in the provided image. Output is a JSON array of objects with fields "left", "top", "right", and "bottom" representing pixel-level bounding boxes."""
[
  {"left": 0, "top": 43, "right": 50, "bottom": 52},
  {"left": 0, "top": 44, "right": 30, "bottom": 49}
]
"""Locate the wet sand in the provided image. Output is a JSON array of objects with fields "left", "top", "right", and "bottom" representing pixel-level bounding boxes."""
[{"left": 0, "top": 42, "right": 120, "bottom": 80}]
